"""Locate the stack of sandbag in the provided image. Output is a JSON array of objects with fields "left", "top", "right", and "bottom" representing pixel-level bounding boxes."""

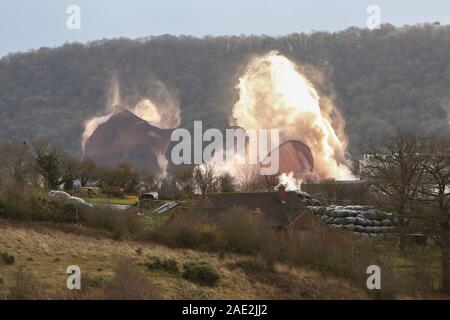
[
  {"left": 307, "top": 205, "right": 397, "bottom": 237},
  {"left": 294, "top": 190, "right": 322, "bottom": 206}
]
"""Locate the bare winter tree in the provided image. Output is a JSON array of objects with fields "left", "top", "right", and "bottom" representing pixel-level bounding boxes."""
[
  {"left": 60, "top": 154, "right": 80, "bottom": 190},
  {"left": 417, "top": 136, "right": 450, "bottom": 293},
  {"left": 238, "top": 164, "right": 263, "bottom": 192},
  {"left": 193, "top": 164, "right": 216, "bottom": 195},
  {"left": 79, "top": 158, "right": 97, "bottom": 187},
  {"left": 139, "top": 171, "right": 157, "bottom": 194},
  {"left": 174, "top": 166, "right": 196, "bottom": 198},
  {"left": 363, "top": 133, "right": 429, "bottom": 250},
  {"left": 0, "top": 141, "right": 35, "bottom": 186},
  {"left": 365, "top": 133, "right": 450, "bottom": 292}
]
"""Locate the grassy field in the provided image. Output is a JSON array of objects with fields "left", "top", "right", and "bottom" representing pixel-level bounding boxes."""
[
  {"left": 141, "top": 210, "right": 171, "bottom": 229},
  {"left": 84, "top": 197, "right": 139, "bottom": 206},
  {"left": 0, "top": 218, "right": 370, "bottom": 299},
  {"left": 0, "top": 189, "right": 446, "bottom": 300}
]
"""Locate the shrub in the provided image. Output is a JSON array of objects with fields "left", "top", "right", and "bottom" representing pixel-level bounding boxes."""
[
  {"left": 0, "top": 251, "right": 15, "bottom": 266},
  {"left": 151, "top": 206, "right": 412, "bottom": 296},
  {"left": 62, "top": 273, "right": 107, "bottom": 300},
  {"left": 196, "top": 224, "right": 225, "bottom": 250},
  {"left": 150, "top": 207, "right": 269, "bottom": 255},
  {"left": 80, "top": 207, "right": 143, "bottom": 239},
  {"left": 102, "top": 260, "right": 162, "bottom": 300},
  {"left": 0, "top": 185, "right": 143, "bottom": 239},
  {"left": 0, "top": 185, "right": 39, "bottom": 220},
  {"left": 145, "top": 257, "right": 179, "bottom": 274},
  {"left": 0, "top": 185, "right": 77, "bottom": 223},
  {"left": 283, "top": 229, "right": 380, "bottom": 281},
  {"left": 172, "top": 224, "right": 203, "bottom": 248},
  {"left": 6, "top": 266, "right": 47, "bottom": 300},
  {"left": 182, "top": 261, "right": 220, "bottom": 286},
  {"left": 229, "top": 259, "right": 275, "bottom": 274},
  {"left": 151, "top": 218, "right": 225, "bottom": 251},
  {"left": 217, "top": 208, "right": 269, "bottom": 254}
]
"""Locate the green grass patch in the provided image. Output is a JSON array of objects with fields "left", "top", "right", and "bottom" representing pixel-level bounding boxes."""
[{"left": 84, "top": 197, "right": 138, "bottom": 206}]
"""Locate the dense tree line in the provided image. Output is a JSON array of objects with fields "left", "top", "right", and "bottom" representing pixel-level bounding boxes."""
[
  {"left": 0, "top": 140, "right": 240, "bottom": 197},
  {"left": 0, "top": 24, "right": 449, "bottom": 156}
]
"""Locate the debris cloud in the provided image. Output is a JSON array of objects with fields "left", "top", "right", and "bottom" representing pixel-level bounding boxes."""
[
  {"left": 81, "top": 76, "right": 180, "bottom": 154},
  {"left": 231, "top": 51, "right": 354, "bottom": 182}
]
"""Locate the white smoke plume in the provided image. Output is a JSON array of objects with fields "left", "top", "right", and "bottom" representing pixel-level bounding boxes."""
[
  {"left": 81, "top": 76, "right": 121, "bottom": 153},
  {"left": 231, "top": 51, "right": 354, "bottom": 183},
  {"left": 156, "top": 151, "right": 169, "bottom": 180}
]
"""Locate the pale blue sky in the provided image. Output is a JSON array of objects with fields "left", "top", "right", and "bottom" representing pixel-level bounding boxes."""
[{"left": 0, "top": 0, "right": 449, "bottom": 57}]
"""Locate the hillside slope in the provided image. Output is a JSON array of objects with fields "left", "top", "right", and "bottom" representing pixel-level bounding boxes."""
[
  {"left": 0, "top": 219, "right": 368, "bottom": 299},
  {"left": 1, "top": 24, "right": 449, "bottom": 155}
]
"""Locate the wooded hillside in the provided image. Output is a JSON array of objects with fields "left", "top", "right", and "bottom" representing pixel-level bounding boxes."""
[{"left": 1, "top": 23, "right": 449, "bottom": 156}]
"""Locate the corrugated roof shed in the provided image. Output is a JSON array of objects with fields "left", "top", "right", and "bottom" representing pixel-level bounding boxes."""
[{"left": 203, "top": 192, "right": 307, "bottom": 228}]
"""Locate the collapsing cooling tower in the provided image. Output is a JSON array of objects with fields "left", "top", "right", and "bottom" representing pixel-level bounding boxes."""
[
  {"left": 260, "top": 140, "right": 315, "bottom": 180},
  {"left": 83, "top": 107, "right": 173, "bottom": 175}
]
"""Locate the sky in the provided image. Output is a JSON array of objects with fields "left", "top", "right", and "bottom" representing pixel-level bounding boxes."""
[{"left": 0, "top": 0, "right": 449, "bottom": 57}]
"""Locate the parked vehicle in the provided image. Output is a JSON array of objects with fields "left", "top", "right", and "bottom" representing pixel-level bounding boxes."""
[
  {"left": 48, "top": 190, "right": 71, "bottom": 200},
  {"left": 48, "top": 191, "right": 93, "bottom": 208},
  {"left": 66, "top": 196, "right": 93, "bottom": 208},
  {"left": 139, "top": 192, "right": 159, "bottom": 209}
]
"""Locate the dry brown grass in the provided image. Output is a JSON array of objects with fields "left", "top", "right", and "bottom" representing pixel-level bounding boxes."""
[
  {"left": 0, "top": 265, "right": 49, "bottom": 300},
  {"left": 150, "top": 207, "right": 408, "bottom": 298},
  {"left": 101, "top": 260, "right": 162, "bottom": 300},
  {"left": 0, "top": 218, "right": 369, "bottom": 299}
]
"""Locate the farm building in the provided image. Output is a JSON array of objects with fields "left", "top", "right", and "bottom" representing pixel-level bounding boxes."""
[
  {"left": 165, "top": 187, "right": 398, "bottom": 238},
  {"left": 168, "top": 188, "right": 323, "bottom": 237}
]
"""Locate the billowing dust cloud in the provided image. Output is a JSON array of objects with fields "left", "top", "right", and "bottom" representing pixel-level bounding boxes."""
[
  {"left": 81, "top": 76, "right": 121, "bottom": 153},
  {"left": 133, "top": 98, "right": 180, "bottom": 129},
  {"left": 231, "top": 51, "right": 354, "bottom": 181},
  {"left": 81, "top": 76, "right": 180, "bottom": 154}
]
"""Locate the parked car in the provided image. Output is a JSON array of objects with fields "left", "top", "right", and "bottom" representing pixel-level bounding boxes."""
[
  {"left": 139, "top": 192, "right": 159, "bottom": 209},
  {"left": 48, "top": 190, "right": 71, "bottom": 200},
  {"left": 66, "top": 196, "right": 93, "bottom": 208},
  {"left": 48, "top": 191, "right": 93, "bottom": 208}
]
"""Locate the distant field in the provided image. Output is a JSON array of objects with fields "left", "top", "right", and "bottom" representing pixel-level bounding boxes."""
[
  {"left": 84, "top": 197, "right": 138, "bottom": 206},
  {"left": 79, "top": 197, "right": 172, "bottom": 228}
]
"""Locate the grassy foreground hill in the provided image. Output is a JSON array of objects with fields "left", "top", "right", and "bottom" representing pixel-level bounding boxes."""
[{"left": 0, "top": 218, "right": 369, "bottom": 300}]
